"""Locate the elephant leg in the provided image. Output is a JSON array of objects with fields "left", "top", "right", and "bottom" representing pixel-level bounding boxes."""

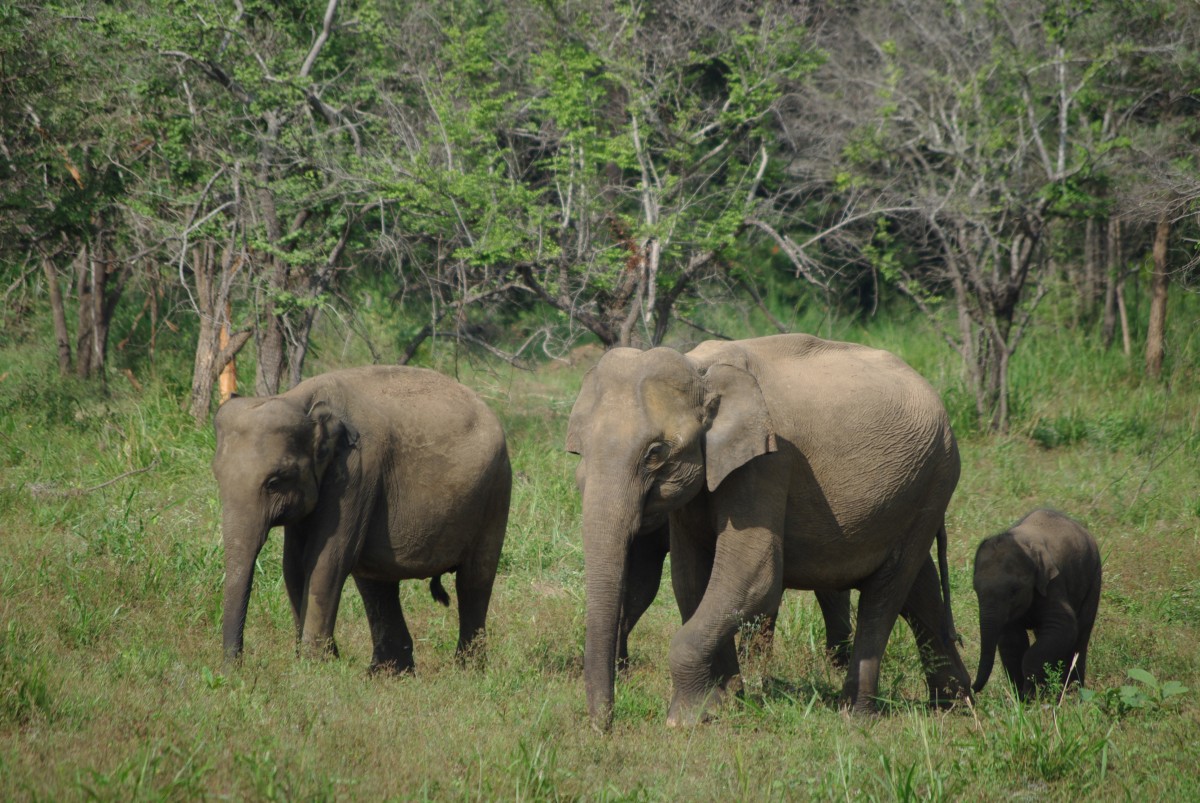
[
  {"left": 1072, "top": 582, "right": 1101, "bottom": 688},
  {"left": 297, "top": 528, "right": 360, "bottom": 659},
  {"left": 668, "top": 506, "right": 739, "bottom": 697},
  {"left": 618, "top": 523, "right": 669, "bottom": 669},
  {"left": 666, "top": 515, "right": 782, "bottom": 727},
  {"left": 998, "top": 628, "right": 1030, "bottom": 696},
  {"left": 451, "top": 480, "right": 508, "bottom": 666},
  {"left": 898, "top": 556, "right": 971, "bottom": 708},
  {"left": 354, "top": 576, "right": 415, "bottom": 675},
  {"left": 282, "top": 528, "right": 306, "bottom": 646},
  {"left": 843, "top": 525, "right": 940, "bottom": 713},
  {"left": 816, "top": 589, "right": 853, "bottom": 668},
  {"left": 1024, "top": 616, "right": 1079, "bottom": 698}
]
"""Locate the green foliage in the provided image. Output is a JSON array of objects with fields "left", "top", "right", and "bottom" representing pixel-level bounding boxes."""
[{"left": 1081, "top": 668, "right": 1190, "bottom": 715}]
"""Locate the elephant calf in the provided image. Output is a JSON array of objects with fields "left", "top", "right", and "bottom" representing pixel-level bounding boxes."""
[
  {"left": 212, "top": 365, "right": 511, "bottom": 674},
  {"left": 973, "top": 509, "right": 1101, "bottom": 699}
]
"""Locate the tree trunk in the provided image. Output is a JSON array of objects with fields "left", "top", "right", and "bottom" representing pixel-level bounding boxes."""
[
  {"left": 254, "top": 254, "right": 288, "bottom": 397},
  {"left": 1101, "top": 217, "right": 1120, "bottom": 349},
  {"left": 188, "top": 243, "right": 252, "bottom": 424},
  {"left": 218, "top": 304, "right": 239, "bottom": 403},
  {"left": 75, "top": 240, "right": 111, "bottom": 381},
  {"left": 1145, "top": 216, "right": 1170, "bottom": 379},
  {"left": 43, "top": 253, "right": 73, "bottom": 375}
]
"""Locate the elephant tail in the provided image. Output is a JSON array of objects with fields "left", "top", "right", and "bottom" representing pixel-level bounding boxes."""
[
  {"left": 937, "top": 522, "right": 961, "bottom": 646},
  {"left": 430, "top": 575, "right": 451, "bottom": 607}
]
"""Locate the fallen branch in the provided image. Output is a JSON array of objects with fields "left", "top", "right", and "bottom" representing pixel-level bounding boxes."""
[{"left": 28, "top": 458, "right": 160, "bottom": 498}]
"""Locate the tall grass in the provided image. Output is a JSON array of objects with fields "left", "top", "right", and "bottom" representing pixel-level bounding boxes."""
[{"left": 1, "top": 293, "right": 1198, "bottom": 799}]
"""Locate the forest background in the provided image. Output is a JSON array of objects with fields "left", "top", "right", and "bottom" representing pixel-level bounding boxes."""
[{"left": 2, "top": 0, "right": 1199, "bottom": 799}]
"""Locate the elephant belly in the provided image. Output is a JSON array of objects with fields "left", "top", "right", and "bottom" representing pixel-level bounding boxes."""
[
  {"left": 781, "top": 532, "right": 893, "bottom": 591},
  {"left": 353, "top": 525, "right": 464, "bottom": 581}
]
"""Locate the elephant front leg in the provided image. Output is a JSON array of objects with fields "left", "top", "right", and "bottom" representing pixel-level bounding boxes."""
[
  {"left": 666, "top": 518, "right": 782, "bottom": 727},
  {"left": 1023, "top": 615, "right": 1079, "bottom": 699},
  {"left": 618, "top": 523, "right": 669, "bottom": 669},
  {"left": 297, "top": 533, "right": 357, "bottom": 661},
  {"left": 283, "top": 529, "right": 306, "bottom": 647},
  {"left": 354, "top": 576, "right": 415, "bottom": 675},
  {"left": 998, "top": 628, "right": 1031, "bottom": 697}
]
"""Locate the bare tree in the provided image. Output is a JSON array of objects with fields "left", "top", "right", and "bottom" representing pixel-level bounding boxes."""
[{"left": 799, "top": 0, "right": 1157, "bottom": 431}]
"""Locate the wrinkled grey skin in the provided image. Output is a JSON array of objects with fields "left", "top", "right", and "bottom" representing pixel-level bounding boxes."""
[
  {"left": 973, "top": 509, "right": 1101, "bottom": 699},
  {"left": 615, "top": 525, "right": 852, "bottom": 670},
  {"left": 212, "top": 366, "right": 510, "bottom": 673},
  {"left": 567, "top": 334, "right": 971, "bottom": 728}
]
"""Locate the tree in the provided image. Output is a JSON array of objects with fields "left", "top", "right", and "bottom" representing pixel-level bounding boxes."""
[
  {"left": 156, "top": 0, "right": 379, "bottom": 395},
  {"left": 372, "top": 0, "right": 823, "bottom": 351},
  {"left": 804, "top": 0, "right": 1167, "bottom": 431},
  {"left": 0, "top": 3, "right": 154, "bottom": 381}
]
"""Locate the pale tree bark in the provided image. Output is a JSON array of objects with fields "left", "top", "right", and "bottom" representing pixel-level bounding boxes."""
[
  {"left": 1145, "top": 215, "right": 1170, "bottom": 378},
  {"left": 186, "top": 239, "right": 252, "bottom": 424}
]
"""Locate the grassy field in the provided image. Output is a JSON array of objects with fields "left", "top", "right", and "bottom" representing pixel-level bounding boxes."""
[{"left": 2, "top": 299, "right": 1199, "bottom": 800}]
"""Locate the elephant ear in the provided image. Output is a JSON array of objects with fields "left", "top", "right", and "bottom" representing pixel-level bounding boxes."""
[
  {"left": 1027, "top": 543, "right": 1061, "bottom": 596},
  {"left": 701, "top": 363, "right": 777, "bottom": 492},
  {"left": 565, "top": 367, "right": 599, "bottom": 455},
  {"left": 307, "top": 400, "right": 350, "bottom": 474}
]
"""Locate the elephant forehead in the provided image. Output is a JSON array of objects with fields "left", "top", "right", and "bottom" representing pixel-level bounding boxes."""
[
  {"left": 975, "top": 535, "right": 1034, "bottom": 575},
  {"left": 217, "top": 400, "right": 309, "bottom": 456},
  {"left": 595, "top": 349, "right": 699, "bottom": 397}
]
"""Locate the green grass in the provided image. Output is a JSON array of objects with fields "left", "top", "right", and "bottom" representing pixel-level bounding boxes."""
[{"left": 2, "top": 297, "right": 1199, "bottom": 800}]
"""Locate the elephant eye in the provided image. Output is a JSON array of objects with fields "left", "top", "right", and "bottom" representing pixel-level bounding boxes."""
[
  {"left": 263, "top": 470, "right": 296, "bottom": 493},
  {"left": 643, "top": 441, "right": 670, "bottom": 470}
]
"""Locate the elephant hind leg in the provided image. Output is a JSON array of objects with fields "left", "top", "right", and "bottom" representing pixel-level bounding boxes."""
[
  {"left": 453, "top": 477, "right": 510, "bottom": 666},
  {"left": 842, "top": 581, "right": 905, "bottom": 714},
  {"left": 1072, "top": 575, "right": 1102, "bottom": 688},
  {"left": 816, "top": 589, "right": 853, "bottom": 668},
  {"left": 844, "top": 520, "right": 948, "bottom": 713},
  {"left": 354, "top": 576, "right": 415, "bottom": 675},
  {"left": 898, "top": 556, "right": 971, "bottom": 708},
  {"left": 453, "top": 566, "right": 496, "bottom": 665}
]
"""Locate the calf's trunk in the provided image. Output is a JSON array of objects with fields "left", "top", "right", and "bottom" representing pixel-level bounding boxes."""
[{"left": 973, "top": 609, "right": 1003, "bottom": 693}]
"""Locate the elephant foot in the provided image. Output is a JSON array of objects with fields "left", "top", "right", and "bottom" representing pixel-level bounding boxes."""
[
  {"left": 454, "top": 637, "right": 488, "bottom": 669},
  {"left": 300, "top": 636, "right": 339, "bottom": 662},
  {"left": 666, "top": 677, "right": 741, "bottom": 727},
  {"left": 928, "top": 681, "right": 972, "bottom": 710},
  {"left": 368, "top": 658, "right": 415, "bottom": 677},
  {"left": 839, "top": 682, "right": 882, "bottom": 717}
]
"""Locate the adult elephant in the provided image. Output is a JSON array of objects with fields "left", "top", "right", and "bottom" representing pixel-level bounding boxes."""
[
  {"left": 566, "top": 334, "right": 970, "bottom": 728},
  {"left": 212, "top": 366, "right": 510, "bottom": 674}
]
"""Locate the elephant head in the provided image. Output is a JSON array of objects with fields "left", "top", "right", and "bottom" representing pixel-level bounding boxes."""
[
  {"left": 971, "top": 532, "right": 1058, "bottom": 693},
  {"left": 565, "top": 346, "right": 776, "bottom": 729},
  {"left": 212, "top": 394, "right": 348, "bottom": 665}
]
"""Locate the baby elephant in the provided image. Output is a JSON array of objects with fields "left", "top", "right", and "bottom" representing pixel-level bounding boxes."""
[
  {"left": 212, "top": 366, "right": 510, "bottom": 674},
  {"left": 972, "top": 509, "right": 1101, "bottom": 699}
]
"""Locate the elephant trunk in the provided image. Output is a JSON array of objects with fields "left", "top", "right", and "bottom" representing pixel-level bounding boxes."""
[
  {"left": 221, "top": 512, "right": 270, "bottom": 667},
  {"left": 581, "top": 486, "right": 639, "bottom": 731},
  {"left": 973, "top": 607, "right": 1003, "bottom": 693}
]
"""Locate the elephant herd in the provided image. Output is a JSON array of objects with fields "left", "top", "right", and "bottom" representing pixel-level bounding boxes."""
[{"left": 210, "top": 334, "right": 1102, "bottom": 729}]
